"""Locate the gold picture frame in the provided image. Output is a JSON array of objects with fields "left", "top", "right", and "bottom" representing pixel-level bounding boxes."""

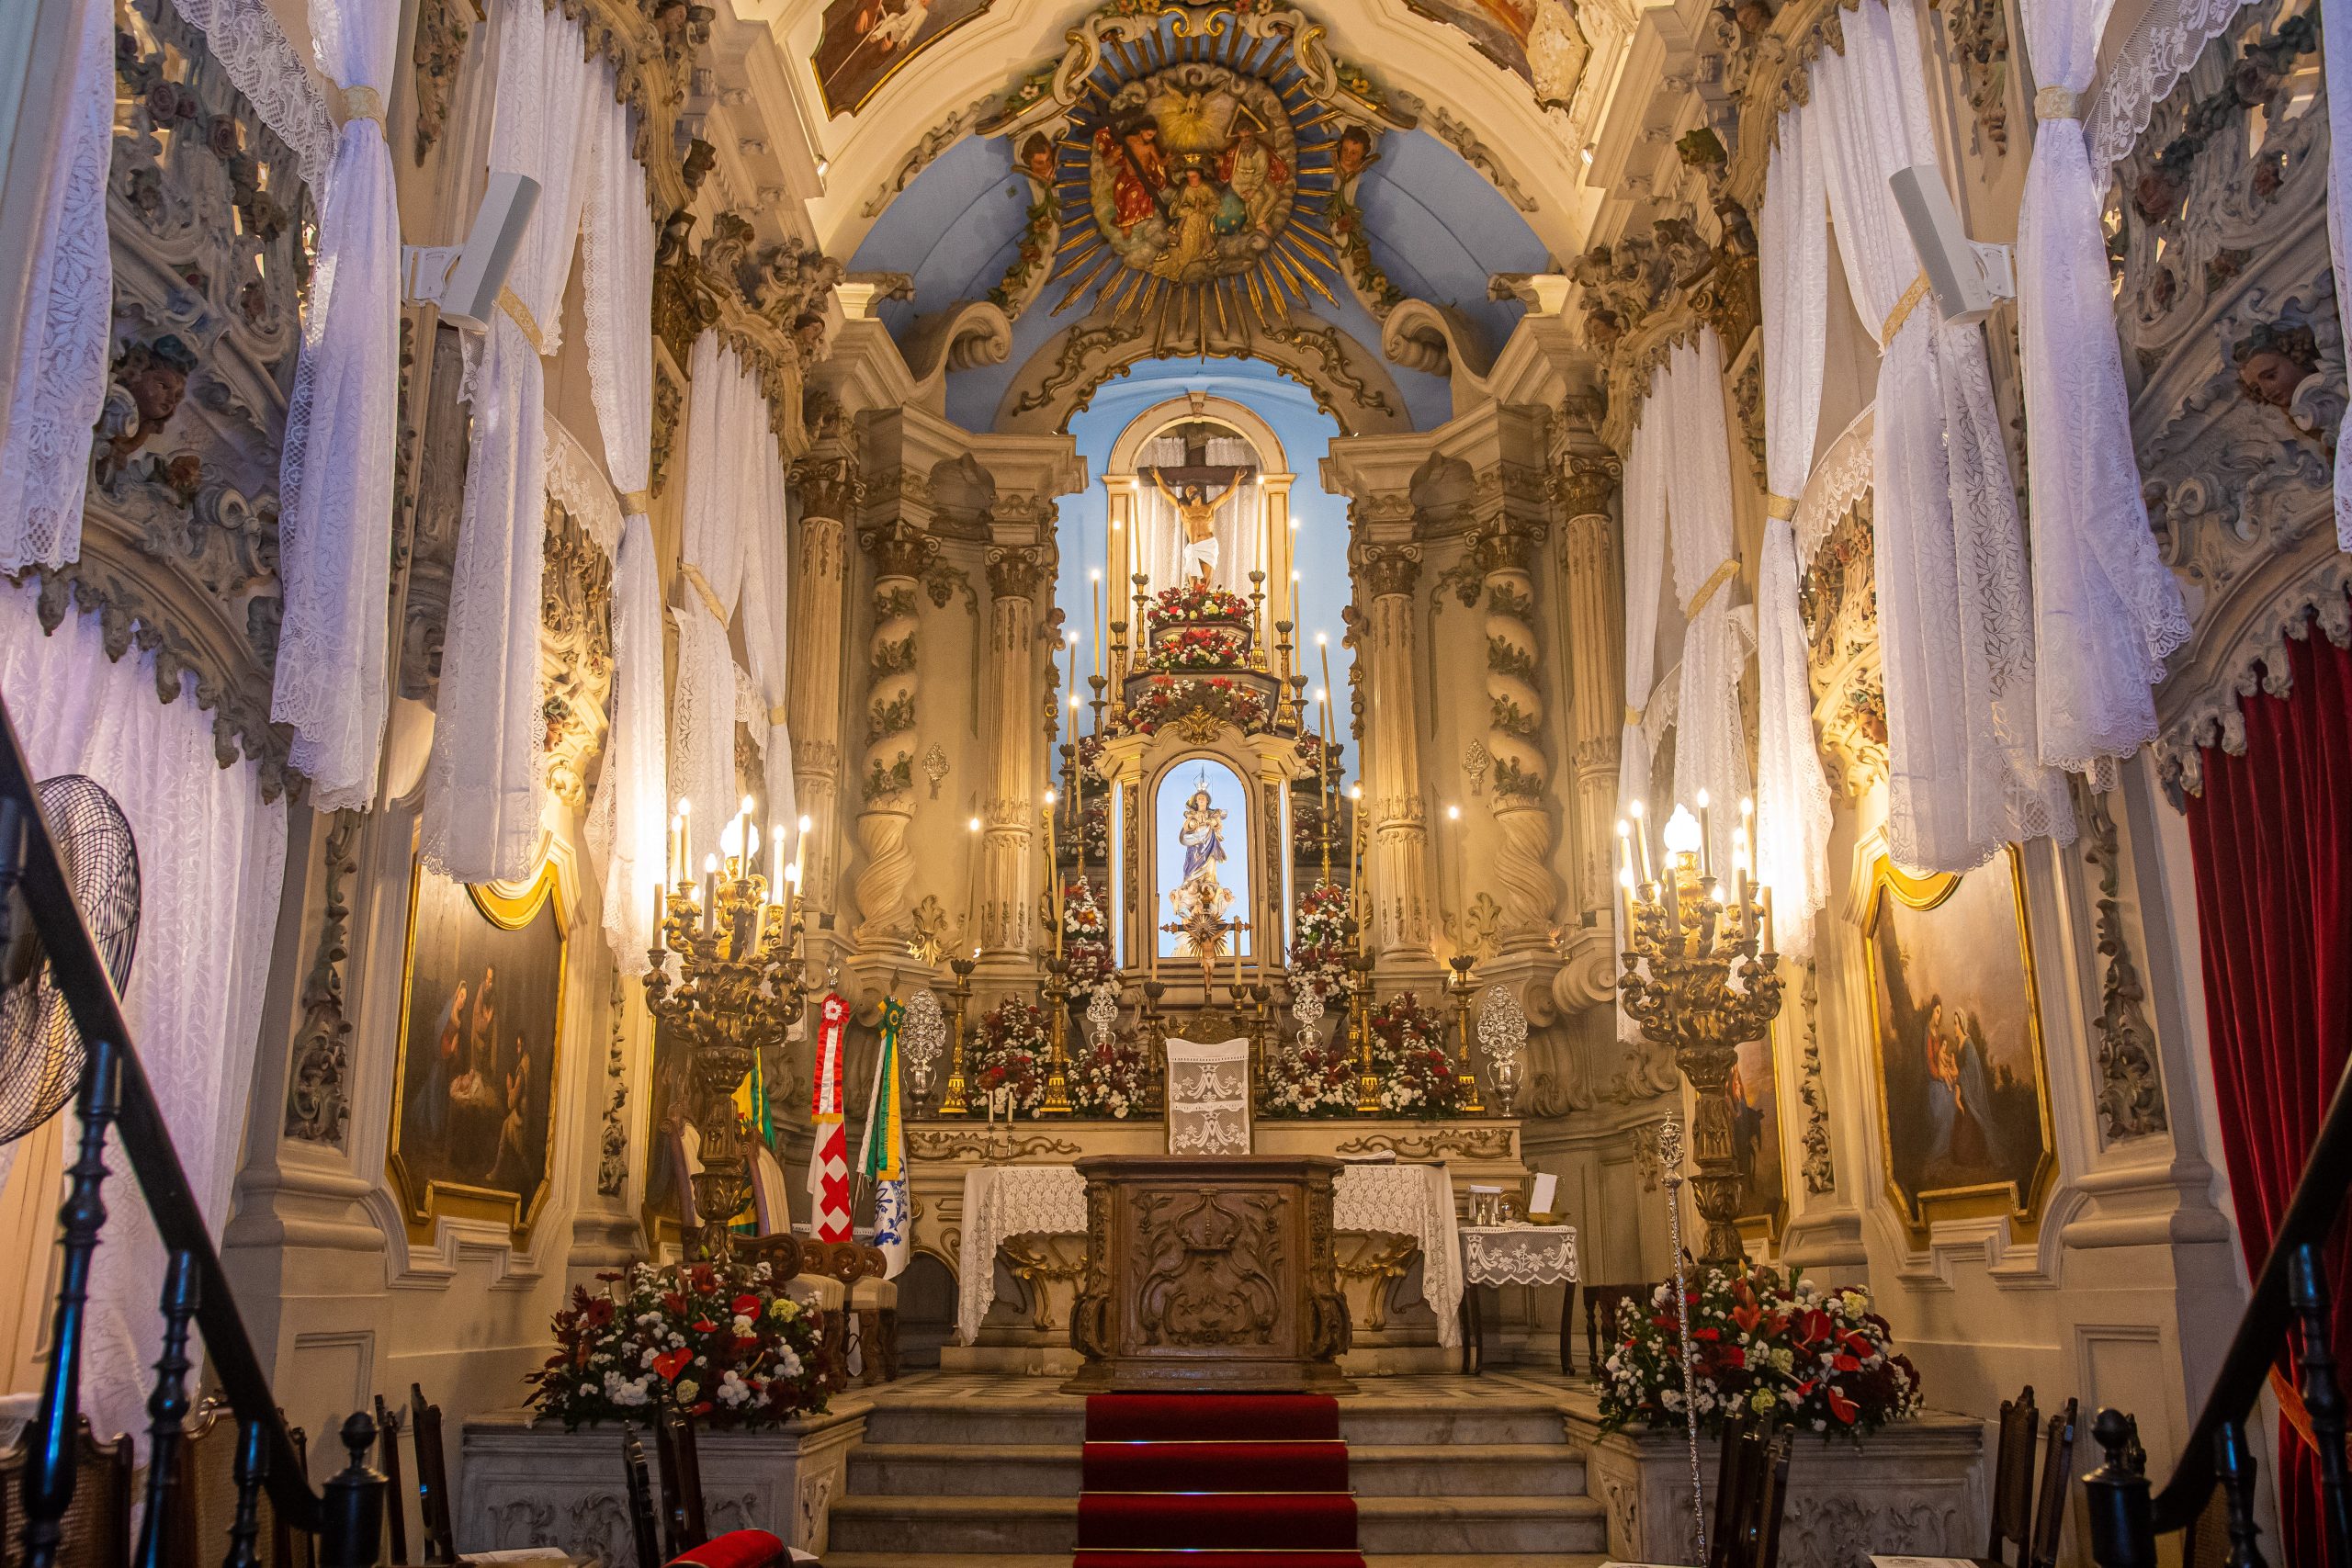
[
  {"left": 1860, "top": 846, "right": 2057, "bottom": 1244},
  {"left": 387, "top": 852, "right": 568, "bottom": 1245}
]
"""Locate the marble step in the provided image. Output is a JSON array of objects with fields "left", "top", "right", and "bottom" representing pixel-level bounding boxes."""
[
  {"left": 848, "top": 1439, "right": 1586, "bottom": 1498},
  {"left": 859, "top": 1394, "right": 1575, "bottom": 1450},
  {"left": 824, "top": 1490, "right": 1609, "bottom": 1557},
  {"left": 1339, "top": 1402, "right": 1574, "bottom": 1447},
  {"left": 861, "top": 1400, "right": 1087, "bottom": 1449}
]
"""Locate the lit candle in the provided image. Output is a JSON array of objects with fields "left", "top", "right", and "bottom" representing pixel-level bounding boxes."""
[
  {"left": 1316, "top": 633, "right": 1334, "bottom": 739},
  {"left": 1044, "top": 790, "right": 1063, "bottom": 959},
  {"left": 1349, "top": 783, "right": 1365, "bottom": 919},
  {"left": 702, "top": 853, "right": 718, "bottom": 931},
  {"left": 1618, "top": 865, "right": 1637, "bottom": 945},
  {"left": 964, "top": 815, "right": 983, "bottom": 946},
  {"left": 1091, "top": 569, "right": 1103, "bottom": 680},
  {"left": 673, "top": 798, "right": 691, "bottom": 886},
  {"left": 650, "top": 874, "right": 666, "bottom": 951},
  {"left": 1064, "top": 627, "right": 1080, "bottom": 719},
  {"left": 1446, "top": 803, "right": 1467, "bottom": 945},
  {"left": 1759, "top": 886, "right": 1776, "bottom": 958},
  {"left": 1628, "top": 799, "right": 1654, "bottom": 884}
]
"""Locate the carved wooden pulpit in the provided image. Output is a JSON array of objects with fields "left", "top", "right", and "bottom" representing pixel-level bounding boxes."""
[{"left": 1064, "top": 1154, "right": 1351, "bottom": 1393}]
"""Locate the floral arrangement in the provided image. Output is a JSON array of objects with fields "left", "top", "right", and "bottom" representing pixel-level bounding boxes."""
[
  {"left": 1061, "top": 876, "right": 1117, "bottom": 1002},
  {"left": 1076, "top": 738, "right": 1112, "bottom": 862},
  {"left": 1148, "top": 582, "right": 1254, "bottom": 626},
  {"left": 526, "top": 1260, "right": 826, "bottom": 1430},
  {"left": 1114, "top": 675, "right": 1272, "bottom": 739},
  {"left": 1070, "top": 1024, "right": 1152, "bottom": 1119},
  {"left": 1288, "top": 881, "right": 1356, "bottom": 1002},
  {"left": 1147, "top": 625, "right": 1249, "bottom": 671},
  {"left": 971, "top": 997, "right": 1049, "bottom": 1113},
  {"left": 1598, "top": 1264, "right": 1922, "bottom": 1439},
  {"left": 1367, "top": 991, "right": 1468, "bottom": 1116},
  {"left": 1265, "top": 1021, "right": 1358, "bottom": 1117}
]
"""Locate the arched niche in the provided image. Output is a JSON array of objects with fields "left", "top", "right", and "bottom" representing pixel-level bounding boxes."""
[{"left": 1095, "top": 394, "right": 1300, "bottom": 632}]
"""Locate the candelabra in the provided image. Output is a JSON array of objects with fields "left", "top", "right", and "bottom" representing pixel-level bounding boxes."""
[
  {"left": 644, "top": 859, "right": 807, "bottom": 1261},
  {"left": 1444, "top": 952, "right": 1487, "bottom": 1114},
  {"left": 1039, "top": 953, "right": 1074, "bottom": 1116},
  {"left": 1139, "top": 975, "right": 1168, "bottom": 1113},
  {"left": 1348, "top": 942, "right": 1378, "bottom": 1115},
  {"left": 1616, "top": 797, "right": 1782, "bottom": 1263},
  {"left": 936, "top": 953, "right": 978, "bottom": 1115}
]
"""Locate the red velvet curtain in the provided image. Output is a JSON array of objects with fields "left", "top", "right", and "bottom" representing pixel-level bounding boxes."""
[{"left": 2183, "top": 622, "right": 2352, "bottom": 1566}]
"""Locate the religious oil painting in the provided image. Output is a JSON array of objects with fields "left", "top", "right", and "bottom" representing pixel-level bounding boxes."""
[
  {"left": 1156, "top": 759, "right": 1251, "bottom": 961},
  {"left": 809, "top": 0, "right": 997, "bottom": 118},
  {"left": 1863, "top": 848, "right": 2055, "bottom": 1236},
  {"left": 1088, "top": 68, "right": 1301, "bottom": 286},
  {"left": 1730, "top": 1033, "right": 1784, "bottom": 1236},
  {"left": 389, "top": 856, "right": 567, "bottom": 1241}
]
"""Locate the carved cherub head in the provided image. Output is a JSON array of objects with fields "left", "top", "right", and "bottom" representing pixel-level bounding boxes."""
[
  {"left": 121, "top": 334, "right": 198, "bottom": 433},
  {"left": 2233, "top": 321, "right": 2319, "bottom": 410}
]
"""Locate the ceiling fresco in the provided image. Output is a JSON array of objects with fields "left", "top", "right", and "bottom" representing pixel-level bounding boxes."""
[
  {"left": 1402, "top": 0, "right": 1589, "bottom": 106},
  {"left": 810, "top": 0, "right": 1004, "bottom": 118}
]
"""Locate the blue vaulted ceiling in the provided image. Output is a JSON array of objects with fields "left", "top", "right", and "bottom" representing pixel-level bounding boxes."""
[{"left": 848, "top": 127, "right": 1554, "bottom": 432}]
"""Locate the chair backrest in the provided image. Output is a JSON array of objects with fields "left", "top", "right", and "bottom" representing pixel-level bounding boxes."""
[
  {"left": 2027, "top": 1398, "right": 2079, "bottom": 1568},
  {"left": 0, "top": 1416, "right": 134, "bottom": 1568},
  {"left": 620, "top": 1427, "right": 664, "bottom": 1568},
  {"left": 1583, "top": 1281, "right": 1652, "bottom": 1376},
  {"left": 410, "top": 1382, "right": 457, "bottom": 1563},
  {"left": 1709, "top": 1418, "right": 1794, "bottom": 1568},
  {"left": 653, "top": 1404, "right": 710, "bottom": 1554},
  {"left": 374, "top": 1393, "right": 409, "bottom": 1566},
  {"left": 741, "top": 1230, "right": 806, "bottom": 1279},
  {"left": 167, "top": 1397, "right": 293, "bottom": 1568},
  {"left": 1986, "top": 1384, "right": 2042, "bottom": 1561}
]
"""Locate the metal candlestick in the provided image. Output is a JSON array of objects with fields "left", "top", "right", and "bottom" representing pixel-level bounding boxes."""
[
  {"left": 1348, "top": 939, "right": 1378, "bottom": 1114},
  {"left": 936, "top": 954, "right": 978, "bottom": 1115},
  {"left": 1038, "top": 954, "right": 1073, "bottom": 1116},
  {"left": 1658, "top": 1115, "right": 1707, "bottom": 1563},
  {"left": 1445, "top": 952, "right": 1486, "bottom": 1113}
]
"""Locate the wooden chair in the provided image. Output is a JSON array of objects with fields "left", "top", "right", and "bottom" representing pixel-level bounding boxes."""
[
  {"left": 1984, "top": 1385, "right": 2042, "bottom": 1564},
  {"left": 410, "top": 1382, "right": 457, "bottom": 1563},
  {"left": 1582, "top": 1280, "right": 1654, "bottom": 1377},
  {"left": 814, "top": 1237, "right": 899, "bottom": 1385},
  {"left": 620, "top": 1426, "right": 665, "bottom": 1568},
  {"left": 164, "top": 1398, "right": 299, "bottom": 1568},
  {"left": 741, "top": 1231, "right": 851, "bottom": 1393},
  {"left": 653, "top": 1404, "right": 710, "bottom": 1556},
  {"left": 0, "top": 1415, "right": 134, "bottom": 1568},
  {"left": 1709, "top": 1416, "right": 1794, "bottom": 1568},
  {"left": 372, "top": 1393, "right": 408, "bottom": 1566},
  {"left": 2024, "top": 1399, "right": 2079, "bottom": 1568}
]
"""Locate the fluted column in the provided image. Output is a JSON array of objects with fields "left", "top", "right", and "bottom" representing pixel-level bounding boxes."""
[
  {"left": 1555, "top": 453, "right": 1624, "bottom": 923},
  {"left": 788, "top": 442, "right": 859, "bottom": 930},
  {"left": 854, "top": 517, "right": 937, "bottom": 947},
  {"left": 1474, "top": 515, "right": 1564, "bottom": 948},
  {"left": 1354, "top": 535, "right": 1434, "bottom": 961},
  {"left": 981, "top": 544, "right": 1047, "bottom": 963}
]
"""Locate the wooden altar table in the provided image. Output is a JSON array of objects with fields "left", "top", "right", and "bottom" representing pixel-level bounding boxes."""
[{"left": 956, "top": 1158, "right": 1464, "bottom": 1348}]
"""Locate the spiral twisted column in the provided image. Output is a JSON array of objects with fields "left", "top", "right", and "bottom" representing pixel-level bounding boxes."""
[
  {"left": 1353, "top": 533, "right": 1433, "bottom": 961},
  {"left": 981, "top": 542, "right": 1047, "bottom": 963},
  {"left": 788, "top": 442, "right": 861, "bottom": 938},
  {"left": 854, "top": 518, "right": 936, "bottom": 946},
  {"left": 1474, "top": 515, "right": 1563, "bottom": 948}
]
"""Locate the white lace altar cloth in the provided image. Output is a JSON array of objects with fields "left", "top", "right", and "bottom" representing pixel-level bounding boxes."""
[
  {"left": 956, "top": 1160, "right": 1463, "bottom": 1347},
  {"left": 1165, "top": 1037, "right": 1251, "bottom": 1156},
  {"left": 1459, "top": 1224, "right": 1579, "bottom": 1289}
]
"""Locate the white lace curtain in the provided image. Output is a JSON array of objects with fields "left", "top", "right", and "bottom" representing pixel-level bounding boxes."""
[
  {"left": 270, "top": 0, "right": 404, "bottom": 812},
  {"left": 580, "top": 95, "right": 667, "bottom": 973},
  {"left": 0, "top": 0, "right": 112, "bottom": 574},
  {"left": 2016, "top": 0, "right": 2192, "bottom": 770},
  {"left": 1660, "top": 330, "right": 1752, "bottom": 876},
  {"left": 0, "top": 582, "right": 288, "bottom": 1455},
  {"left": 1755, "top": 107, "right": 1836, "bottom": 954},
  {"left": 2328, "top": 0, "right": 2352, "bottom": 547},
  {"left": 671, "top": 333, "right": 771, "bottom": 875},
  {"left": 740, "top": 446, "right": 797, "bottom": 863},
  {"left": 1135, "top": 434, "right": 1261, "bottom": 594},
  {"left": 1616, "top": 374, "right": 1669, "bottom": 1037},
  {"left": 1808, "top": 0, "right": 2074, "bottom": 872},
  {"left": 421, "top": 5, "right": 606, "bottom": 883}
]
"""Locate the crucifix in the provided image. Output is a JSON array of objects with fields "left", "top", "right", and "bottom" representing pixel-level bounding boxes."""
[
  {"left": 1160, "top": 910, "right": 1251, "bottom": 992},
  {"left": 1143, "top": 422, "right": 1256, "bottom": 587}
]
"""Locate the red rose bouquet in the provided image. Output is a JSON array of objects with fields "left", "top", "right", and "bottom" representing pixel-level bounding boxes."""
[
  {"left": 526, "top": 1259, "right": 826, "bottom": 1429},
  {"left": 971, "top": 997, "right": 1048, "bottom": 1113},
  {"left": 1367, "top": 991, "right": 1468, "bottom": 1116},
  {"left": 1597, "top": 1263, "right": 1922, "bottom": 1438}
]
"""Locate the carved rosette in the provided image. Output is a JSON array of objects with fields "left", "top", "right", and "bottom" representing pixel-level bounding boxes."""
[
  {"left": 1472, "top": 520, "right": 1562, "bottom": 940},
  {"left": 854, "top": 520, "right": 936, "bottom": 942}
]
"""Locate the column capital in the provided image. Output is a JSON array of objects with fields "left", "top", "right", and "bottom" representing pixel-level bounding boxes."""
[
  {"left": 860, "top": 515, "right": 938, "bottom": 581},
  {"left": 1469, "top": 518, "right": 1545, "bottom": 578},
  {"left": 986, "top": 544, "right": 1049, "bottom": 600},
  {"left": 1354, "top": 541, "right": 1423, "bottom": 599},
  {"left": 790, "top": 441, "right": 863, "bottom": 521},
  {"left": 1552, "top": 451, "right": 1623, "bottom": 520}
]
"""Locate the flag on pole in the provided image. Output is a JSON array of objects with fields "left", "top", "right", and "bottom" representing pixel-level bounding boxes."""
[
  {"left": 856, "top": 998, "right": 910, "bottom": 1277},
  {"left": 808, "top": 991, "right": 852, "bottom": 1242}
]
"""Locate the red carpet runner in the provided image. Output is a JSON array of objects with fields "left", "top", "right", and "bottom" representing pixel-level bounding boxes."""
[{"left": 1074, "top": 1393, "right": 1365, "bottom": 1568}]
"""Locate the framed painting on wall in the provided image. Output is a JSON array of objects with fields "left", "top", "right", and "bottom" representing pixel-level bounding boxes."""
[
  {"left": 388, "top": 855, "right": 567, "bottom": 1243},
  {"left": 809, "top": 0, "right": 1000, "bottom": 118},
  {"left": 1731, "top": 1032, "right": 1785, "bottom": 1242},
  {"left": 1861, "top": 847, "right": 2056, "bottom": 1239}
]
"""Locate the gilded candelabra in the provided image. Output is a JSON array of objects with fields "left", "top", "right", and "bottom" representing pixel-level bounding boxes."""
[
  {"left": 1444, "top": 952, "right": 1487, "bottom": 1114},
  {"left": 643, "top": 854, "right": 807, "bottom": 1260},
  {"left": 1616, "top": 797, "right": 1781, "bottom": 1263},
  {"left": 1347, "top": 942, "right": 1379, "bottom": 1114},
  {"left": 935, "top": 953, "right": 978, "bottom": 1115}
]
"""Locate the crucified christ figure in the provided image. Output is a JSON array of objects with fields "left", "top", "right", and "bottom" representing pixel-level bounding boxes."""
[{"left": 1151, "top": 468, "right": 1238, "bottom": 587}]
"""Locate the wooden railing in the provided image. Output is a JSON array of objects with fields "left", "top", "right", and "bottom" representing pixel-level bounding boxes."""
[
  {"left": 0, "top": 693, "right": 388, "bottom": 1567},
  {"left": 2082, "top": 1056, "right": 2352, "bottom": 1567}
]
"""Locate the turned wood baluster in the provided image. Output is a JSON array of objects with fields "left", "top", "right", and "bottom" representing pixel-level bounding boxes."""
[
  {"left": 133, "top": 1249, "right": 202, "bottom": 1568},
  {"left": 223, "top": 1417, "right": 268, "bottom": 1568},
  {"left": 2083, "top": 1408, "right": 2157, "bottom": 1568},
  {"left": 20, "top": 1034, "right": 122, "bottom": 1568},
  {"left": 2290, "top": 1241, "right": 2352, "bottom": 1562},
  {"left": 2214, "top": 1416, "right": 2269, "bottom": 1568},
  {"left": 317, "top": 1412, "right": 386, "bottom": 1568}
]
